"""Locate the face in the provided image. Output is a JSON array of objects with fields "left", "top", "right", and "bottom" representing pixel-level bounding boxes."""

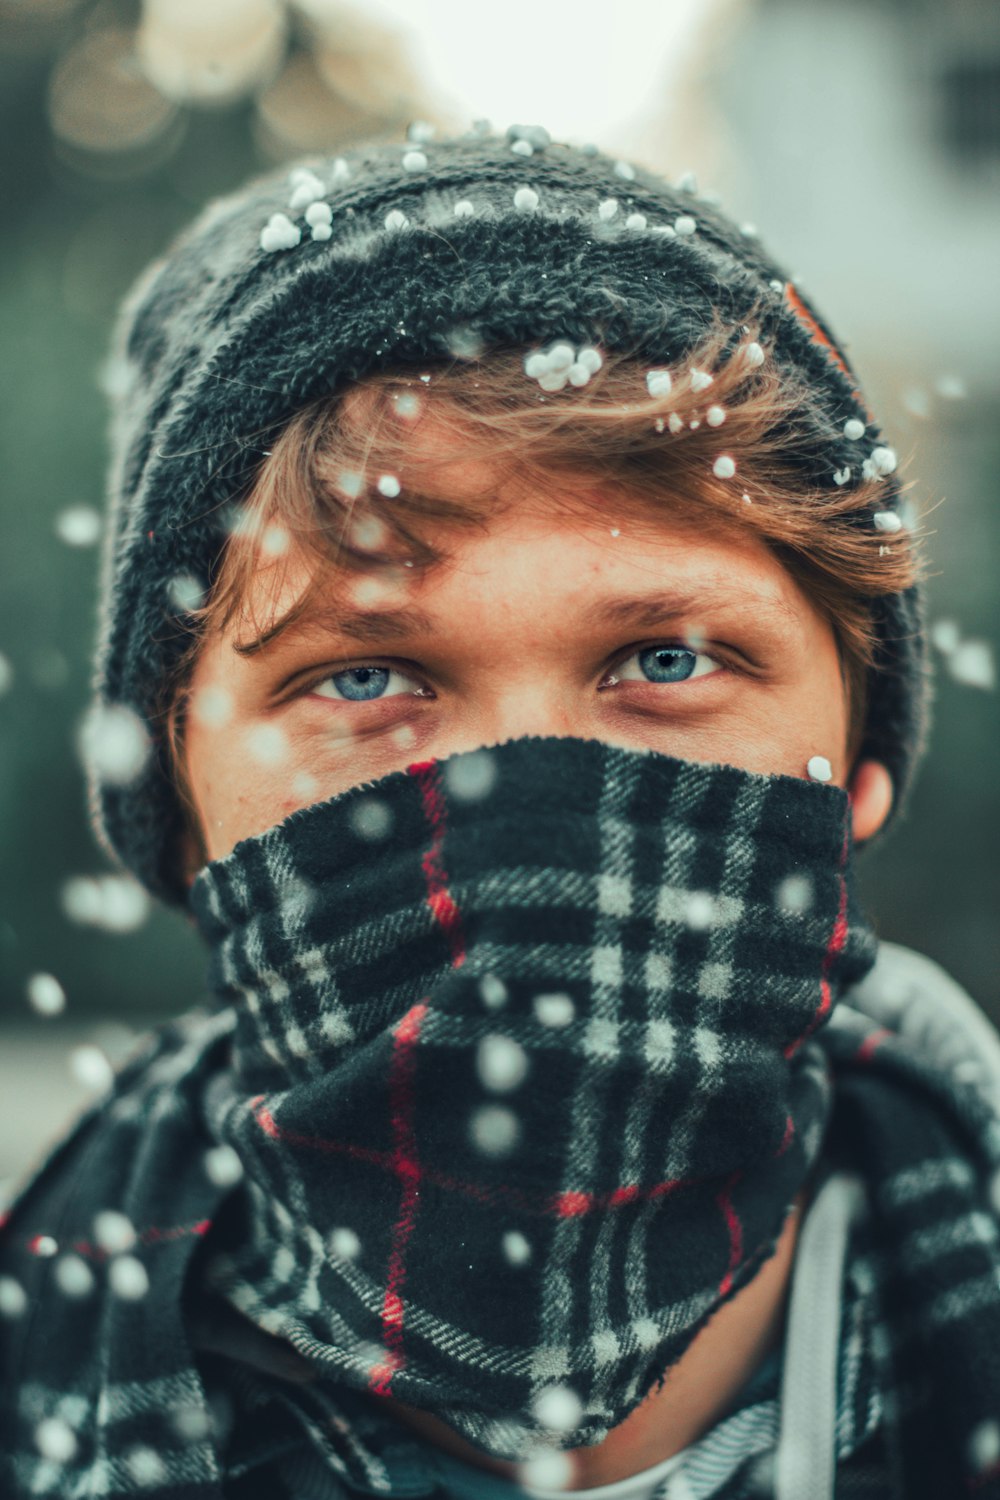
[{"left": 181, "top": 473, "right": 893, "bottom": 874}]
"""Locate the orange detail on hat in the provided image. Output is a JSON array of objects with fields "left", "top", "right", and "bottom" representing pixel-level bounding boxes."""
[{"left": 783, "top": 283, "right": 875, "bottom": 425}]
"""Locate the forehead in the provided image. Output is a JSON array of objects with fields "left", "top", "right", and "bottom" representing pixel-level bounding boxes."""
[
  {"left": 225, "top": 487, "right": 807, "bottom": 660},
  {"left": 218, "top": 387, "right": 812, "bottom": 649}
]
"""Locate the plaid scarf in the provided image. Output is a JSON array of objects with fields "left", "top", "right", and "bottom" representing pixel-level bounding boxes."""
[
  {"left": 2, "top": 739, "right": 999, "bottom": 1498},
  {"left": 187, "top": 736, "right": 872, "bottom": 1460}
]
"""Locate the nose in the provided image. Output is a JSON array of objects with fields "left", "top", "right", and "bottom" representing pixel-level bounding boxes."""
[{"left": 434, "top": 681, "right": 582, "bottom": 761}]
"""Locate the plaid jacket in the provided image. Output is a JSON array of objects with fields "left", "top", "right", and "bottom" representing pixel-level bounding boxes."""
[{"left": 3, "top": 941, "right": 1000, "bottom": 1499}]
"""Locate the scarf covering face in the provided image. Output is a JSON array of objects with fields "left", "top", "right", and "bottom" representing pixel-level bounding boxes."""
[
  {"left": 6, "top": 743, "right": 1000, "bottom": 1500},
  {"left": 188, "top": 734, "right": 876, "bottom": 1460}
]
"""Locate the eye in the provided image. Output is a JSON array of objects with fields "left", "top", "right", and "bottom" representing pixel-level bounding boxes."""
[
  {"left": 607, "top": 644, "right": 722, "bottom": 687},
  {"left": 310, "top": 664, "right": 427, "bottom": 703}
]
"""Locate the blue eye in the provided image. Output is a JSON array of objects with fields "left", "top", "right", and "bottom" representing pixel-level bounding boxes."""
[
  {"left": 613, "top": 645, "right": 721, "bottom": 685},
  {"left": 332, "top": 667, "right": 389, "bottom": 701},
  {"left": 640, "top": 647, "right": 699, "bottom": 683},
  {"left": 313, "top": 665, "right": 422, "bottom": 702}
]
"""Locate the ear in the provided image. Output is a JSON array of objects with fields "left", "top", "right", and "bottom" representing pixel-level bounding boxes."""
[{"left": 848, "top": 759, "right": 894, "bottom": 843}]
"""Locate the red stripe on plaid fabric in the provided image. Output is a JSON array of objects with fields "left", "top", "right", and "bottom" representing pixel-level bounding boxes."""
[
  {"left": 256, "top": 1099, "right": 394, "bottom": 1170},
  {"left": 407, "top": 759, "right": 466, "bottom": 968},
  {"left": 552, "top": 1191, "right": 592, "bottom": 1218},
  {"left": 369, "top": 1000, "right": 428, "bottom": 1398},
  {"left": 53, "top": 1220, "right": 212, "bottom": 1262},
  {"left": 774, "top": 1113, "right": 796, "bottom": 1159},
  {"left": 856, "top": 1026, "right": 893, "bottom": 1064},
  {"left": 553, "top": 1179, "right": 687, "bottom": 1216},
  {"left": 783, "top": 827, "right": 850, "bottom": 1061},
  {"left": 141, "top": 1219, "right": 211, "bottom": 1243},
  {"left": 254, "top": 1098, "right": 705, "bottom": 1217},
  {"left": 716, "top": 1172, "right": 744, "bottom": 1298},
  {"left": 783, "top": 284, "right": 875, "bottom": 425}
]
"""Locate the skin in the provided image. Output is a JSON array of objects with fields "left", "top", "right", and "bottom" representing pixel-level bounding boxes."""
[{"left": 180, "top": 461, "right": 893, "bottom": 1489}]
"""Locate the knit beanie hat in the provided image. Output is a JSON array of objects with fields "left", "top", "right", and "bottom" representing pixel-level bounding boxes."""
[{"left": 88, "top": 121, "right": 929, "bottom": 904}]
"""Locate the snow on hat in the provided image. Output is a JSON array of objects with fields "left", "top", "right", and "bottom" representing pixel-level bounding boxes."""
[{"left": 88, "top": 122, "right": 929, "bottom": 903}]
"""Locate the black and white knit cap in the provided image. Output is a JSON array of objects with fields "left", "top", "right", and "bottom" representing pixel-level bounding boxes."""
[{"left": 89, "top": 121, "right": 929, "bottom": 904}]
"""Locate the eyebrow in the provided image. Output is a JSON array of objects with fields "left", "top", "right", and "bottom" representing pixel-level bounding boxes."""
[
  {"left": 580, "top": 586, "right": 799, "bottom": 632},
  {"left": 233, "top": 579, "right": 800, "bottom": 659},
  {"left": 234, "top": 604, "right": 428, "bottom": 655}
]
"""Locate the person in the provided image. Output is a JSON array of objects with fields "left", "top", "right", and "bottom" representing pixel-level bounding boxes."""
[{"left": 2, "top": 121, "right": 1000, "bottom": 1500}]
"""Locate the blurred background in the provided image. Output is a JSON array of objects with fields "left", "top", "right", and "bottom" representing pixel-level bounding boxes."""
[{"left": 1, "top": 0, "right": 998, "bottom": 1191}]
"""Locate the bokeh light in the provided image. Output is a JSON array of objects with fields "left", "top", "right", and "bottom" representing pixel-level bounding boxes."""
[
  {"left": 138, "top": 0, "right": 286, "bottom": 107},
  {"left": 48, "top": 28, "right": 178, "bottom": 158}
]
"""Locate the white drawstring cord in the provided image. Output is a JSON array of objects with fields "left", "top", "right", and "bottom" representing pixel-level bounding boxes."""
[{"left": 773, "top": 1171, "right": 866, "bottom": 1500}]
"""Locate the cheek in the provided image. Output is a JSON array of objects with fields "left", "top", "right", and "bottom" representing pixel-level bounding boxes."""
[
  {"left": 197, "top": 769, "right": 300, "bottom": 862},
  {"left": 184, "top": 715, "right": 279, "bottom": 863},
  {"left": 694, "top": 648, "right": 848, "bottom": 784},
  {"left": 783, "top": 651, "right": 850, "bottom": 782}
]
